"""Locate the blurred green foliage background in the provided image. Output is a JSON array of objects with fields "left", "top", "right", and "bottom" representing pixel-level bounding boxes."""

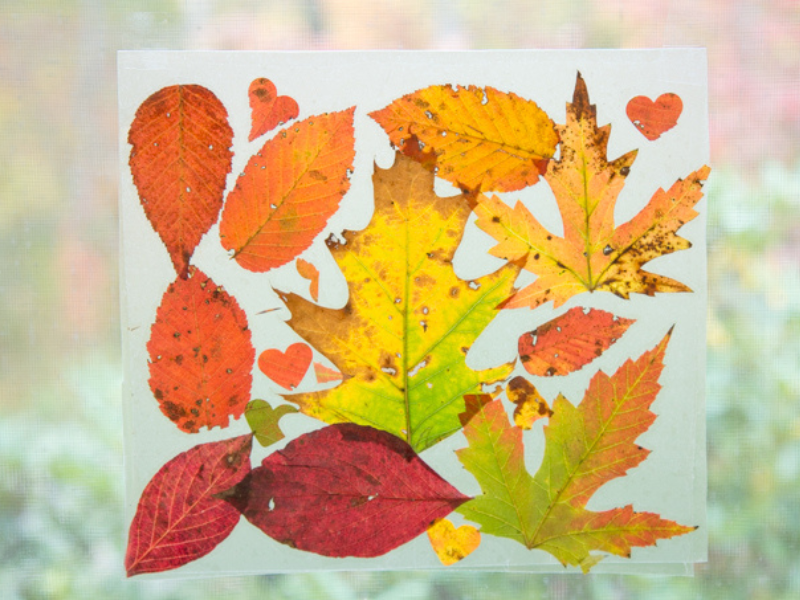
[{"left": 1, "top": 1, "right": 798, "bottom": 598}]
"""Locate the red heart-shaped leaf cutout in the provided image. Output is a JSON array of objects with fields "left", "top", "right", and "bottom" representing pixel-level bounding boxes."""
[
  {"left": 248, "top": 78, "right": 299, "bottom": 141},
  {"left": 626, "top": 93, "right": 683, "bottom": 141},
  {"left": 258, "top": 342, "right": 312, "bottom": 390}
]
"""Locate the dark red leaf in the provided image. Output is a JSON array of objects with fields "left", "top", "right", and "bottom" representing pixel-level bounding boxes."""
[
  {"left": 223, "top": 423, "right": 470, "bottom": 557},
  {"left": 148, "top": 268, "right": 255, "bottom": 433},
  {"left": 125, "top": 435, "right": 252, "bottom": 576}
]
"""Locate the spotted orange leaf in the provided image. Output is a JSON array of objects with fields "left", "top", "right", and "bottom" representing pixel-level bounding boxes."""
[
  {"left": 475, "top": 74, "right": 710, "bottom": 309},
  {"left": 248, "top": 77, "right": 299, "bottom": 141},
  {"left": 457, "top": 331, "right": 695, "bottom": 571},
  {"left": 128, "top": 84, "right": 233, "bottom": 278},
  {"left": 518, "top": 307, "right": 634, "bottom": 377},
  {"left": 370, "top": 85, "right": 558, "bottom": 192},
  {"left": 147, "top": 268, "right": 254, "bottom": 433},
  {"left": 219, "top": 109, "right": 355, "bottom": 272}
]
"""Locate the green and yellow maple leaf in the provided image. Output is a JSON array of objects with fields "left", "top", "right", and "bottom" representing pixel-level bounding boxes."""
[
  {"left": 456, "top": 330, "right": 695, "bottom": 571},
  {"left": 279, "top": 153, "right": 520, "bottom": 452},
  {"left": 474, "top": 73, "right": 710, "bottom": 309}
]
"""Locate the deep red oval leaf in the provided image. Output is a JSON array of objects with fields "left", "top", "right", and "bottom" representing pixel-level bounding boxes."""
[
  {"left": 129, "top": 84, "right": 234, "bottom": 278},
  {"left": 148, "top": 268, "right": 255, "bottom": 433},
  {"left": 125, "top": 435, "right": 253, "bottom": 577},
  {"left": 519, "top": 307, "right": 635, "bottom": 377},
  {"left": 223, "top": 423, "right": 470, "bottom": 557}
]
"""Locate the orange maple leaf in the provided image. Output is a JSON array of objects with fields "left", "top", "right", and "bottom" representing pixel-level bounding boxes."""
[{"left": 474, "top": 74, "right": 710, "bottom": 309}]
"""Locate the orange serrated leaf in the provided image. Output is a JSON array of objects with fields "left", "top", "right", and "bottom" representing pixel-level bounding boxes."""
[
  {"left": 258, "top": 342, "right": 313, "bottom": 390},
  {"left": 457, "top": 330, "right": 695, "bottom": 571},
  {"left": 475, "top": 74, "right": 709, "bottom": 309},
  {"left": 518, "top": 307, "right": 634, "bottom": 377},
  {"left": 128, "top": 85, "right": 233, "bottom": 278},
  {"left": 506, "top": 376, "right": 552, "bottom": 429},
  {"left": 248, "top": 77, "right": 299, "bottom": 141},
  {"left": 219, "top": 108, "right": 355, "bottom": 272},
  {"left": 427, "top": 518, "right": 481, "bottom": 566},
  {"left": 370, "top": 85, "right": 558, "bottom": 192},
  {"left": 147, "top": 268, "right": 254, "bottom": 433},
  {"left": 296, "top": 258, "right": 320, "bottom": 301}
]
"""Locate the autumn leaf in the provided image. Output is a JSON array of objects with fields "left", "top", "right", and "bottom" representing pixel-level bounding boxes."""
[
  {"left": 296, "top": 258, "right": 320, "bottom": 301},
  {"left": 457, "top": 331, "right": 695, "bottom": 571},
  {"left": 475, "top": 73, "right": 710, "bottom": 309},
  {"left": 245, "top": 399, "right": 299, "bottom": 447},
  {"left": 427, "top": 518, "right": 481, "bottom": 566},
  {"left": 148, "top": 268, "right": 254, "bottom": 433},
  {"left": 248, "top": 77, "right": 299, "bottom": 141},
  {"left": 518, "top": 307, "right": 634, "bottom": 377},
  {"left": 219, "top": 109, "right": 356, "bottom": 272},
  {"left": 627, "top": 93, "right": 683, "bottom": 141},
  {"left": 370, "top": 85, "right": 558, "bottom": 192},
  {"left": 258, "top": 342, "right": 313, "bottom": 390},
  {"left": 279, "top": 153, "right": 519, "bottom": 452},
  {"left": 222, "top": 423, "right": 469, "bottom": 558},
  {"left": 129, "top": 85, "right": 233, "bottom": 278},
  {"left": 506, "top": 376, "right": 552, "bottom": 429},
  {"left": 125, "top": 435, "right": 252, "bottom": 576},
  {"left": 313, "top": 362, "right": 343, "bottom": 384}
]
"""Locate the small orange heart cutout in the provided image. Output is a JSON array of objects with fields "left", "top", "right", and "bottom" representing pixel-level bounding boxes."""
[
  {"left": 427, "top": 518, "right": 481, "bottom": 566},
  {"left": 248, "top": 78, "right": 300, "bottom": 141},
  {"left": 258, "top": 342, "right": 312, "bottom": 390},
  {"left": 626, "top": 93, "right": 683, "bottom": 141}
]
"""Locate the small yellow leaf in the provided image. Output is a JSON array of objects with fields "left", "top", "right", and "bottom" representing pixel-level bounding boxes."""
[
  {"left": 506, "top": 376, "right": 552, "bottom": 429},
  {"left": 427, "top": 518, "right": 481, "bottom": 566}
]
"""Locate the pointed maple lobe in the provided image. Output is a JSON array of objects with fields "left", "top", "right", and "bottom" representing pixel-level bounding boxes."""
[
  {"left": 370, "top": 85, "right": 558, "bottom": 192},
  {"left": 475, "top": 73, "right": 709, "bottom": 309},
  {"left": 148, "top": 268, "right": 254, "bottom": 433},
  {"left": 224, "top": 423, "right": 469, "bottom": 557},
  {"left": 248, "top": 77, "right": 299, "bottom": 141},
  {"left": 219, "top": 108, "right": 356, "bottom": 272},
  {"left": 518, "top": 307, "right": 634, "bottom": 377},
  {"left": 125, "top": 435, "right": 252, "bottom": 576},
  {"left": 129, "top": 84, "right": 233, "bottom": 278},
  {"left": 457, "top": 330, "right": 694, "bottom": 570}
]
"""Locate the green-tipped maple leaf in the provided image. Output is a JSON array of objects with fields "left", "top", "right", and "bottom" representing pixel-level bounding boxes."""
[
  {"left": 456, "top": 330, "right": 695, "bottom": 571},
  {"left": 279, "top": 153, "right": 520, "bottom": 452},
  {"left": 475, "top": 73, "right": 710, "bottom": 309}
]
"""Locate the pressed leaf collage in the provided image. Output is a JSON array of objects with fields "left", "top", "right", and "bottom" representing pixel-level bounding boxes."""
[{"left": 123, "top": 62, "right": 708, "bottom": 575}]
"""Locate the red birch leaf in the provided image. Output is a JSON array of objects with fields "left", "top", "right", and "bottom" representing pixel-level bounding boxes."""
[
  {"left": 248, "top": 77, "right": 300, "bottom": 141},
  {"left": 518, "top": 307, "right": 635, "bottom": 377},
  {"left": 222, "top": 423, "right": 470, "bottom": 558},
  {"left": 125, "top": 435, "right": 252, "bottom": 576},
  {"left": 129, "top": 85, "right": 233, "bottom": 278},
  {"left": 457, "top": 331, "right": 695, "bottom": 571},
  {"left": 148, "top": 268, "right": 255, "bottom": 433},
  {"left": 626, "top": 93, "right": 683, "bottom": 141},
  {"left": 219, "top": 109, "right": 356, "bottom": 272},
  {"left": 296, "top": 258, "right": 320, "bottom": 301},
  {"left": 258, "top": 342, "right": 313, "bottom": 390}
]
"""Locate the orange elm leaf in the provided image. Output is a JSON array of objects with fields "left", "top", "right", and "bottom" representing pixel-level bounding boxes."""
[
  {"left": 475, "top": 73, "right": 709, "bottom": 309},
  {"left": 457, "top": 330, "right": 694, "bottom": 571},
  {"left": 427, "top": 518, "right": 481, "bottom": 566},
  {"left": 128, "top": 85, "right": 233, "bottom": 278},
  {"left": 370, "top": 85, "right": 558, "bottom": 192},
  {"left": 147, "top": 268, "right": 254, "bottom": 433},
  {"left": 125, "top": 435, "right": 252, "bottom": 576},
  {"left": 258, "top": 342, "right": 313, "bottom": 390},
  {"left": 248, "top": 77, "right": 299, "bottom": 141},
  {"left": 219, "top": 109, "right": 356, "bottom": 272},
  {"left": 296, "top": 258, "right": 320, "bottom": 301},
  {"left": 518, "top": 307, "right": 634, "bottom": 377},
  {"left": 626, "top": 93, "right": 683, "bottom": 141},
  {"left": 222, "top": 423, "right": 469, "bottom": 557}
]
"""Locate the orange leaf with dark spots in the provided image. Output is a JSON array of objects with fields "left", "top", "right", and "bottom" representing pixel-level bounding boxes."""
[
  {"left": 258, "top": 342, "right": 313, "bottom": 390},
  {"left": 125, "top": 435, "right": 252, "bottom": 576},
  {"left": 248, "top": 78, "right": 299, "bottom": 141},
  {"left": 219, "top": 109, "right": 356, "bottom": 272},
  {"left": 518, "top": 307, "right": 634, "bottom": 377},
  {"left": 148, "top": 268, "right": 254, "bottom": 433},
  {"left": 128, "top": 85, "right": 233, "bottom": 278}
]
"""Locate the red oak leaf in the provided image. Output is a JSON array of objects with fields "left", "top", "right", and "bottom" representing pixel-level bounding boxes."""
[{"left": 125, "top": 435, "right": 252, "bottom": 576}]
